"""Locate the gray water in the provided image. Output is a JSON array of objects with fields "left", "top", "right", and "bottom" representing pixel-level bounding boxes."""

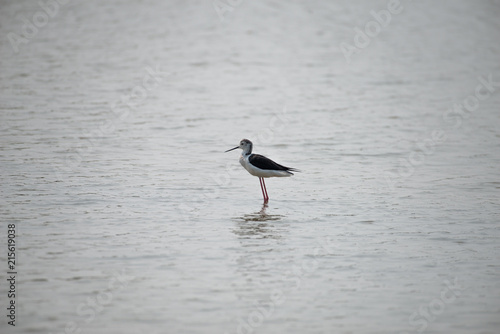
[{"left": 1, "top": 0, "right": 499, "bottom": 333}]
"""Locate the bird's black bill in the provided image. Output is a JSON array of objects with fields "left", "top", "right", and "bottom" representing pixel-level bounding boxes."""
[{"left": 225, "top": 146, "right": 239, "bottom": 152}]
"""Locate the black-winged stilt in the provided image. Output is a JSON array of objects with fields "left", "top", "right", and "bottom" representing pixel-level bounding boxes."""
[{"left": 225, "top": 139, "right": 299, "bottom": 203}]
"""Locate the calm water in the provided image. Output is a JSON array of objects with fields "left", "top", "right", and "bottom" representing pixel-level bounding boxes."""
[{"left": 1, "top": 0, "right": 499, "bottom": 333}]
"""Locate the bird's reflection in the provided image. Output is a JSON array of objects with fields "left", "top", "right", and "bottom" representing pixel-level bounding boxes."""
[
  {"left": 232, "top": 203, "right": 284, "bottom": 239},
  {"left": 231, "top": 203, "right": 288, "bottom": 306}
]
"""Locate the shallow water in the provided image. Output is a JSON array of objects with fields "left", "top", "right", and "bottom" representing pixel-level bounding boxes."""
[{"left": 1, "top": 0, "right": 499, "bottom": 333}]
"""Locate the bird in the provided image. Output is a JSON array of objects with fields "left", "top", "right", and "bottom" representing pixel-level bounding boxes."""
[{"left": 225, "top": 139, "right": 299, "bottom": 203}]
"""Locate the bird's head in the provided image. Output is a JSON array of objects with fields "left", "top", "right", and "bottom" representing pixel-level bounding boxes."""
[{"left": 225, "top": 139, "right": 253, "bottom": 154}]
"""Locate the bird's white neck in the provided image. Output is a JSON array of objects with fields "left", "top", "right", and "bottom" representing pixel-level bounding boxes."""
[{"left": 242, "top": 146, "right": 252, "bottom": 156}]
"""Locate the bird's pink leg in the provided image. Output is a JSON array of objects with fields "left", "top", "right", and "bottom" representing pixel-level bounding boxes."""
[
  {"left": 262, "top": 178, "right": 269, "bottom": 202},
  {"left": 259, "top": 177, "right": 265, "bottom": 200},
  {"left": 259, "top": 177, "right": 268, "bottom": 202},
  {"left": 259, "top": 177, "right": 266, "bottom": 201}
]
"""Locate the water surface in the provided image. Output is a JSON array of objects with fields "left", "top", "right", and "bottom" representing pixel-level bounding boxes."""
[{"left": 0, "top": 0, "right": 499, "bottom": 333}]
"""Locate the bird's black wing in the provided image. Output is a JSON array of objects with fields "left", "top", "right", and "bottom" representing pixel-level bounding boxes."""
[{"left": 248, "top": 154, "right": 299, "bottom": 173}]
